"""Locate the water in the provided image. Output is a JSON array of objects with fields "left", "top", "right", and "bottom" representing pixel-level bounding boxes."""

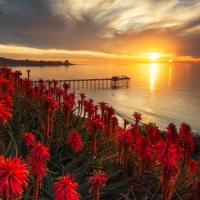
[{"left": 9, "top": 62, "right": 200, "bottom": 133}]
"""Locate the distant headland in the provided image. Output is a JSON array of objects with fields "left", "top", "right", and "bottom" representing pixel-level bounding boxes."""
[{"left": 0, "top": 57, "right": 74, "bottom": 66}]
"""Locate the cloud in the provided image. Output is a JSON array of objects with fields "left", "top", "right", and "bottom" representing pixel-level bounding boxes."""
[{"left": 0, "top": 0, "right": 200, "bottom": 59}]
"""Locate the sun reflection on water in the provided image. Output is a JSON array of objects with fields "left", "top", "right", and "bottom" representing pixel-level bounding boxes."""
[
  {"left": 150, "top": 63, "right": 157, "bottom": 92},
  {"left": 168, "top": 66, "right": 172, "bottom": 88}
]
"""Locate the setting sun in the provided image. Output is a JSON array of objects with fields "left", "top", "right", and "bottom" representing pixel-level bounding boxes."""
[{"left": 150, "top": 52, "right": 160, "bottom": 60}]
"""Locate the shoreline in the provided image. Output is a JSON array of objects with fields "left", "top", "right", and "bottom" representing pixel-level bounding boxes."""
[
  {"left": 0, "top": 57, "right": 74, "bottom": 66},
  {"left": 1, "top": 63, "right": 75, "bottom": 66}
]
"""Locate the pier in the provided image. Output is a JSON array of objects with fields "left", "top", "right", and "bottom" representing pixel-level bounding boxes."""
[{"left": 33, "top": 76, "right": 130, "bottom": 89}]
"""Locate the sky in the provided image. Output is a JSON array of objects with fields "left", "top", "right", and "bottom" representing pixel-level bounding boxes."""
[{"left": 0, "top": 0, "right": 200, "bottom": 63}]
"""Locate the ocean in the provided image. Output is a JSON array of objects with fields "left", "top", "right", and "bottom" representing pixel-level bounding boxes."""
[{"left": 10, "top": 62, "right": 200, "bottom": 133}]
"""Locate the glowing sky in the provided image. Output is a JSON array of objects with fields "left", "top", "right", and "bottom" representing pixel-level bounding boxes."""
[{"left": 0, "top": 0, "right": 200, "bottom": 63}]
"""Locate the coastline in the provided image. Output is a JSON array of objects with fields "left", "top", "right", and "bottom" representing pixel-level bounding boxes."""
[{"left": 0, "top": 57, "right": 74, "bottom": 66}]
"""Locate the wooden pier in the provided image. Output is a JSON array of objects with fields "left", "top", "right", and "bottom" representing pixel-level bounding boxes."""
[{"left": 33, "top": 76, "right": 130, "bottom": 89}]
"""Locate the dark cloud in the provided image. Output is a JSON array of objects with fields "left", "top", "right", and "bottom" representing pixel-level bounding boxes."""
[{"left": 0, "top": 0, "right": 200, "bottom": 58}]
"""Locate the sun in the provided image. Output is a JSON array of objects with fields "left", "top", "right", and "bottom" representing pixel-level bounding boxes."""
[{"left": 149, "top": 52, "right": 160, "bottom": 60}]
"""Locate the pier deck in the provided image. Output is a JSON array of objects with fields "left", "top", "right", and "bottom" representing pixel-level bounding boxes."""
[{"left": 33, "top": 76, "right": 130, "bottom": 88}]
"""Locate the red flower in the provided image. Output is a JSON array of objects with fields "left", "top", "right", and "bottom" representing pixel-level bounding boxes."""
[
  {"left": 23, "top": 131, "right": 35, "bottom": 147},
  {"left": 154, "top": 139, "right": 180, "bottom": 174},
  {"left": 151, "top": 129, "right": 161, "bottom": 144},
  {"left": 56, "top": 87, "right": 64, "bottom": 97},
  {"left": 85, "top": 101, "right": 95, "bottom": 118},
  {"left": 30, "top": 142, "right": 50, "bottom": 162},
  {"left": 146, "top": 126, "right": 160, "bottom": 144},
  {"left": 67, "top": 130, "right": 83, "bottom": 153},
  {"left": 111, "top": 116, "right": 118, "bottom": 134},
  {"left": 0, "top": 155, "right": 29, "bottom": 198},
  {"left": 42, "top": 96, "right": 59, "bottom": 112},
  {"left": 62, "top": 100, "right": 73, "bottom": 111},
  {"left": 0, "top": 99, "right": 12, "bottom": 124},
  {"left": 118, "top": 129, "right": 134, "bottom": 146},
  {"left": 0, "top": 67, "right": 13, "bottom": 79},
  {"left": 106, "top": 106, "right": 115, "bottom": 118},
  {"left": 27, "top": 156, "right": 47, "bottom": 177},
  {"left": 87, "top": 170, "right": 108, "bottom": 200},
  {"left": 0, "top": 93, "right": 13, "bottom": 107},
  {"left": 111, "top": 116, "right": 118, "bottom": 126},
  {"left": 123, "top": 119, "right": 129, "bottom": 130},
  {"left": 53, "top": 173, "right": 81, "bottom": 200},
  {"left": 179, "top": 123, "right": 194, "bottom": 151},
  {"left": 179, "top": 123, "right": 194, "bottom": 166},
  {"left": 85, "top": 114, "right": 103, "bottom": 132},
  {"left": 98, "top": 101, "right": 107, "bottom": 110},
  {"left": 136, "top": 134, "right": 153, "bottom": 168},
  {"left": 77, "top": 100, "right": 82, "bottom": 105},
  {"left": 85, "top": 115, "right": 103, "bottom": 157},
  {"left": 98, "top": 101, "right": 108, "bottom": 121},
  {"left": 117, "top": 128, "right": 134, "bottom": 167},
  {"left": 146, "top": 125, "right": 155, "bottom": 141},
  {"left": 87, "top": 170, "right": 108, "bottom": 189},
  {"left": 94, "top": 105, "right": 99, "bottom": 115},
  {"left": 63, "top": 93, "right": 75, "bottom": 106},
  {"left": 133, "top": 111, "right": 142, "bottom": 125},
  {"left": 166, "top": 123, "right": 179, "bottom": 143},
  {"left": 80, "top": 92, "right": 86, "bottom": 100},
  {"left": 129, "top": 124, "right": 139, "bottom": 135},
  {"left": 63, "top": 83, "right": 70, "bottom": 93}
]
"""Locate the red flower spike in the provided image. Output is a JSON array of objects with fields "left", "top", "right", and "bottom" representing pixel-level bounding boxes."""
[
  {"left": 155, "top": 138, "right": 182, "bottom": 200},
  {"left": 63, "top": 83, "right": 70, "bottom": 94},
  {"left": 118, "top": 129, "right": 134, "bottom": 147},
  {"left": 0, "top": 155, "right": 29, "bottom": 198},
  {"left": 128, "top": 124, "right": 140, "bottom": 143},
  {"left": 27, "top": 156, "right": 47, "bottom": 177},
  {"left": 107, "top": 106, "right": 115, "bottom": 117},
  {"left": 80, "top": 92, "right": 86, "bottom": 100},
  {"left": 67, "top": 130, "right": 83, "bottom": 153},
  {"left": 42, "top": 96, "right": 59, "bottom": 112},
  {"left": 87, "top": 170, "right": 108, "bottom": 200},
  {"left": 30, "top": 142, "right": 50, "bottom": 162},
  {"left": 123, "top": 119, "right": 129, "bottom": 130},
  {"left": 166, "top": 123, "right": 179, "bottom": 143},
  {"left": 179, "top": 123, "right": 194, "bottom": 166},
  {"left": 22, "top": 131, "right": 35, "bottom": 147},
  {"left": 136, "top": 134, "right": 153, "bottom": 168},
  {"left": 0, "top": 93, "right": 13, "bottom": 107},
  {"left": 117, "top": 128, "right": 133, "bottom": 167},
  {"left": 152, "top": 129, "right": 161, "bottom": 144},
  {"left": 179, "top": 123, "right": 194, "bottom": 151},
  {"left": 94, "top": 105, "right": 99, "bottom": 115},
  {"left": 85, "top": 114, "right": 103, "bottom": 133},
  {"left": 154, "top": 139, "right": 180, "bottom": 174},
  {"left": 85, "top": 114, "right": 103, "bottom": 156},
  {"left": 52, "top": 79, "right": 58, "bottom": 87},
  {"left": 88, "top": 170, "right": 108, "bottom": 188},
  {"left": 0, "top": 99, "right": 12, "bottom": 124},
  {"left": 111, "top": 116, "right": 118, "bottom": 134},
  {"left": 85, "top": 101, "right": 95, "bottom": 118},
  {"left": 99, "top": 101, "right": 107, "bottom": 110},
  {"left": 53, "top": 173, "right": 81, "bottom": 200},
  {"left": 133, "top": 111, "right": 142, "bottom": 125},
  {"left": 146, "top": 125, "right": 155, "bottom": 141}
]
